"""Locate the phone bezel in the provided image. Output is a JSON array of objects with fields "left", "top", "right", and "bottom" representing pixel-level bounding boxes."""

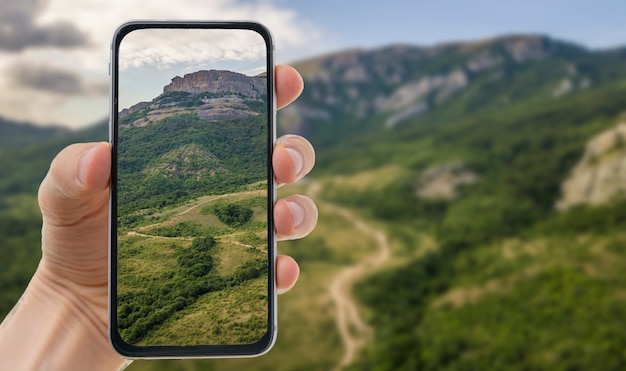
[{"left": 108, "top": 20, "right": 277, "bottom": 358}]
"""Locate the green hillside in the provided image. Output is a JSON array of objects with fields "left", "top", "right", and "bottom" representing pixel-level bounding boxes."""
[
  {"left": 3, "top": 34, "right": 626, "bottom": 369},
  {"left": 117, "top": 112, "right": 267, "bottom": 216},
  {"left": 0, "top": 116, "right": 70, "bottom": 149},
  {"left": 114, "top": 70, "right": 271, "bottom": 347},
  {"left": 116, "top": 191, "right": 269, "bottom": 346},
  {"left": 288, "top": 37, "right": 626, "bottom": 369}
]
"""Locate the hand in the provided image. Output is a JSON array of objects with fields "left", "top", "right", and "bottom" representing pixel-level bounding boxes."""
[{"left": 0, "top": 65, "right": 317, "bottom": 370}]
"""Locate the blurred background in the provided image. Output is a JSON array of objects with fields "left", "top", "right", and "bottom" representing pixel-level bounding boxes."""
[{"left": 3, "top": 0, "right": 626, "bottom": 369}]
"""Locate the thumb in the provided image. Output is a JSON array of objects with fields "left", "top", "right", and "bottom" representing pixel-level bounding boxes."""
[
  {"left": 38, "top": 142, "right": 111, "bottom": 225},
  {"left": 38, "top": 142, "right": 111, "bottom": 284}
]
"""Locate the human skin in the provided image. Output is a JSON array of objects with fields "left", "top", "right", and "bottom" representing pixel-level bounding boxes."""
[{"left": 0, "top": 65, "right": 317, "bottom": 370}]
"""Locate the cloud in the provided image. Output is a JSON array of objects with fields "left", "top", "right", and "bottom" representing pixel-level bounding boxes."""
[
  {"left": 7, "top": 62, "right": 108, "bottom": 96},
  {"left": 0, "top": 0, "right": 89, "bottom": 51},
  {"left": 41, "top": 0, "right": 330, "bottom": 67},
  {"left": 0, "top": 0, "right": 331, "bottom": 127},
  {"left": 118, "top": 28, "right": 266, "bottom": 71}
]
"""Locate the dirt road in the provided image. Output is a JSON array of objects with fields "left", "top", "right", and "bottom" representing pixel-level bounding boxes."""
[
  {"left": 308, "top": 182, "right": 391, "bottom": 370},
  {"left": 126, "top": 231, "right": 193, "bottom": 240},
  {"left": 176, "top": 189, "right": 264, "bottom": 216}
]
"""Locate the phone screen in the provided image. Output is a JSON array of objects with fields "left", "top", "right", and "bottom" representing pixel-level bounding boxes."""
[{"left": 109, "top": 22, "right": 275, "bottom": 357}]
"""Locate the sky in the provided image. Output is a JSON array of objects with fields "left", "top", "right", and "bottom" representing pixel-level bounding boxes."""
[{"left": 1, "top": 0, "right": 626, "bottom": 128}]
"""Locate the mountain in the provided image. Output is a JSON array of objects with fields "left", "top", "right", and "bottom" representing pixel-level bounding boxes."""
[
  {"left": 120, "top": 70, "right": 266, "bottom": 126},
  {"left": 0, "top": 116, "right": 70, "bottom": 149},
  {"left": 0, "top": 120, "right": 107, "bottom": 196},
  {"left": 163, "top": 69, "right": 266, "bottom": 97},
  {"left": 117, "top": 69, "right": 268, "bottom": 214},
  {"left": 279, "top": 35, "right": 626, "bottom": 370},
  {"left": 284, "top": 35, "right": 625, "bottom": 152},
  {"left": 4, "top": 35, "right": 626, "bottom": 370}
]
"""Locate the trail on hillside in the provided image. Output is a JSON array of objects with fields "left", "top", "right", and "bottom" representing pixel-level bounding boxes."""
[
  {"left": 176, "top": 189, "right": 264, "bottom": 216},
  {"left": 126, "top": 231, "right": 194, "bottom": 240},
  {"left": 308, "top": 182, "right": 391, "bottom": 370},
  {"left": 127, "top": 189, "right": 264, "bottom": 241},
  {"left": 125, "top": 231, "right": 255, "bottom": 250}
]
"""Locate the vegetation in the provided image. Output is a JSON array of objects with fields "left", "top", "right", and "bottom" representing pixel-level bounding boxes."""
[
  {"left": 112, "top": 82, "right": 272, "bottom": 346},
  {"left": 144, "top": 221, "right": 216, "bottom": 238},
  {"left": 117, "top": 110, "right": 268, "bottom": 216},
  {"left": 117, "top": 233, "right": 268, "bottom": 345},
  {"left": 337, "top": 84, "right": 626, "bottom": 369},
  {"left": 206, "top": 203, "right": 253, "bottom": 227},
  {"left": 5, "top": 39, "right": 626, "bottom": 370}
]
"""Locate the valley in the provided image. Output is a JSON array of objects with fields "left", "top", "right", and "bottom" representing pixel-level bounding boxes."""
[{"left": 5, "top": 34, "right": 626, "bottom": 369}]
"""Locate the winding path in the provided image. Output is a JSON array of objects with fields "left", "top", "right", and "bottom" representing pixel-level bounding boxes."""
[
  {"left": 308, "top": 182, "right": 391, "bottom": 370},
  {"left": 126, "top": 231, "right": 193, "bottom": 240},
  {"left": 176, "top": 189, "right": 264, "bottom": 216}
]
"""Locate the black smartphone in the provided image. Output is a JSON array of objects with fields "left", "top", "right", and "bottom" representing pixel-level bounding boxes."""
[{"left": 109, "top": 21, "right": 276, "bottom": 358}]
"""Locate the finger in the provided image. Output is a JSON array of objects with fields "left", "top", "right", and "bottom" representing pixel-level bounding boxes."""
[
  {"left": 38, "top": 142, "right": 111, "bottom": 227},
  {"left": 274, "top": 195, "right": 318, "bottom": 241},
  {"left": 276, "top": 65, "right": 304, "bottom": 110},
  {"left": 273, "top": 135, "right": 315, "bottom": 186},
  {"left": 37, "top": 142, "right": 111, "bottom": 284},
  {"left": 276, "top": 255, "right": 300, "bottom": 294}
]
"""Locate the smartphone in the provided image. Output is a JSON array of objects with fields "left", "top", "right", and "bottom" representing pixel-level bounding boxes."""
[{"left": 109, "top": 21, "right": 276, "bottom": 358}]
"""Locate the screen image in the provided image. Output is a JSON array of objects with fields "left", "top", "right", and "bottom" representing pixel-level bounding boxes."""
[{"left": 113, "top": 26, "right": 272, "bottom": 348}]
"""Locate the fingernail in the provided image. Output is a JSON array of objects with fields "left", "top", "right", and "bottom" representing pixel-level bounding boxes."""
[
  {"left": 78, "top": 145, "right": 97, "bottom": 186},
  {"left": 286, "top": 200, "right": 305, "bottom": 228},
  {"left": 286, "top": 147, "right": 304, "bottom": 176}
]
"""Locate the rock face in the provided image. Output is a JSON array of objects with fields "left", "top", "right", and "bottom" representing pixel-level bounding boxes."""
[
  {"left": 163, "top": 70, "right": 266, "bottom": 98},
  {"left": 283, "top": 34, "right": 587, "bottom": 140},
  {"left": 556, "top": 123, "right": 626, "bottom": 210},
  {"left": 119, "top": 101, "right": 149, "bottom": 120},
  {"left": 119, "top": 70, "right": 268, "bottom": 127},
  {"left": 416, "top": 161, "right": 480, "bottom": 200}
]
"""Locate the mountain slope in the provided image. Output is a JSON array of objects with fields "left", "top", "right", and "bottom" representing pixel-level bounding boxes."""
[
  {"left": 280, "top": 36, "right": 626, "bottom": 370},
  {"left": 284, "top": 35, "right": 626, "bottom": 152},
  {"left": 0, "top": 116, "right": 70, "bottom": 149},
  {"left": 3, "top": 34, "right": 626, "bottom": 370},
  {"left": 117, "top": 69, "right": 268, "bottom": 215}
]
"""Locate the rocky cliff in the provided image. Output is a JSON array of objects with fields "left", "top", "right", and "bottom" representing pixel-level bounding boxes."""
[
  {"left": 163, "top": 70, "right": 266, "bottom": 98},
  {"left": 119, "top": 69, "right": 267, "bottom": 127},
  {"left": 119, "top": 101, "right": 150, "bottom": 120},
  {"left": 283, "top": 35, "right": 590, "bottom": 141},
  {"left": 556, "top": 123, "right": 626, "bottom": 210},
  {"left": 415, "top": 161, "right": 480, "bottom": 200}
]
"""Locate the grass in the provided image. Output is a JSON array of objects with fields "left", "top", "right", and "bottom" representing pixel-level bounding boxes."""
[
  {"left": 136, "top": 190, "right": 266, "bottom": 232},
  {"left": 144, "top": 276, "right": 269, "bottom": 346},
  {"left": 117, "top": 188, "right": 271, "bottom": 347},
  {"left": 212, "top": 242, "right": 263, "bottom": 276},
  {"left": 128, "top": 262, "right": 343, "bottom": 370},
  {"left": 324, "top": 165, "right": 410, "bottom": 192},
  {"left": 117, "top": 236, "right": 185, "bottom": 294},
  {"left": 128, "top": 180, "right": 386, "bottom": 370},
  {"left": 442, "top": 232, "right": 626, "bottom": 298}
]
